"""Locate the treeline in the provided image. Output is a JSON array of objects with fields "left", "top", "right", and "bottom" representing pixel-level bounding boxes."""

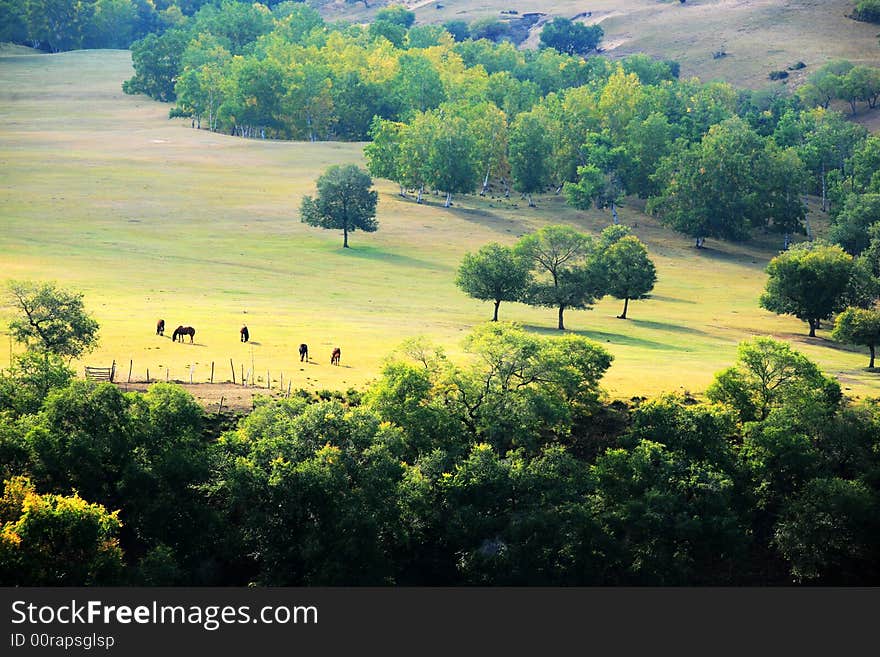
[
  {"left": 2, "top": 322, "right": 880, "bottom": 586},
  {"left": 118, "top": 2, "right": 880, "bottom": 248},
  {"left": 0, "top": 0, "right": 219, "bottom": 52}
]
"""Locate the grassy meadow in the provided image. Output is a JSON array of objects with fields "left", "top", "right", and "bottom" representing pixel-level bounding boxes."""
[
  {"left": 1, "top": 47, "right": 879, "bottom": 400},
  {"left": 332, "top": 0, "right": 880, "bottom": 91}
]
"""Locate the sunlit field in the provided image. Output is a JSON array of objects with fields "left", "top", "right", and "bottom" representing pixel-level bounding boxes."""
[{"left": 1, "top": 47, "right": 879, "bottom": 399}]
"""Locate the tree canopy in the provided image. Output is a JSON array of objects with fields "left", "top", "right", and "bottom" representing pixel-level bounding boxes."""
[
  {"left": 300, "top": 164, "right": 378, "bottom": 248},
  {"left": 6, "top": 280, "right": 100, "bottom": 360}
]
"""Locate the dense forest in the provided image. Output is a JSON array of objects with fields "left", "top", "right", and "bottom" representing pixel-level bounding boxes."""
[
  {"left": 107, "top": 1, "right": 880, "bottom": 250},
  {"left": 1, "top": 282, "right": 879, "bottom": 586}
]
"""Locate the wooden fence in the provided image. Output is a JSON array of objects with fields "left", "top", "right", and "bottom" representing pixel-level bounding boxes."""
[{"left": 85, "top": 360, "right": 116, "bottom": 382}]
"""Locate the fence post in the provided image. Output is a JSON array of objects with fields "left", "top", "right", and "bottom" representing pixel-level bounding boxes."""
[
  {"left": 230, "top": 359, "right": 235, "bottom": 385},
  {"left": 267, "top": 370, "right": 270, "bottom": 390},
  {"left": 128, "top": 359, "right": 133, "bottom": 383},
  {"left": 211, "top": 361, "right": 214, "bottom": 384},
  {"left": 146, "top": 368, "right": 150, "bottom": 384}
]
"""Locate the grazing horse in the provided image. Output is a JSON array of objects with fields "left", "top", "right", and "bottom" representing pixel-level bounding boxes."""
[
  {"left": 240, "top": 325, "right": 249, "bottom": 343},
  {"left": 172, "top": 326, "right": 196, "bottom": 343},
  {"left": 330, "top": 347, "right": 341, "bottom": 366},
  {"left": 299, "top": 343, "right": 309, "bottom": 362},
  {"left": 156, "top": 319, "right": 165, "bottom": 336}
]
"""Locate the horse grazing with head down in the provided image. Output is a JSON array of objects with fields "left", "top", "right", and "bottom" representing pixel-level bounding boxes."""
[
  {"left": 299, "top": 344, "right": 309, "bottom": 362},
  {"left": 172, "top": 326, "right": 196, "bottom": 343},
  {"left": 330, "top": 347, "right": 341, "bottom": 366},
  {"left": 156, "top": 319, "right": 165, "bottom": 336}
]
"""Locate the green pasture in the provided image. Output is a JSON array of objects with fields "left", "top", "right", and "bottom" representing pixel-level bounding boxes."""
[
  {"left": 334, "top": 0, "right": 880, "bottom": 91},
  {"left": 0, "top": 48, "right": 878, "bottom": 399}
]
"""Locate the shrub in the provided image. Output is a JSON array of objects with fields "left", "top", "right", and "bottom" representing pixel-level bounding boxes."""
[{"left": 852, "top": 0, "right": 880, "bottom": 24}]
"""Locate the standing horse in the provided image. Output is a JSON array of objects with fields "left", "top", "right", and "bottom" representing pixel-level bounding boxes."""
[
  {"left": 156, "top": 319, "right": 165, "bottom": 336},
  {"left": 330, "top": 347, "right": 341, "bottom": 366},
  {"left": 172, "top": 326, "right": 196, "bottom": 343},
  {"left": 299, "top": 344, "right": 309, "bottom": 362},
  {"left": 241, "top": 325, "right": 249, "bottom": 342}
]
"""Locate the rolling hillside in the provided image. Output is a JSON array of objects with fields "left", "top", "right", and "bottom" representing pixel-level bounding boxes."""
[{"left": 0, "top": 47, "right": 879, "bottom": 399}]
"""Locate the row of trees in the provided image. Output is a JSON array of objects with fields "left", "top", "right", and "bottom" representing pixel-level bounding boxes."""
[
  {"left": 2, "top": 282, "right": 878, "bottom": 585},
  {"left": 797, "top": 60, "right": 880, "bottom": 115},
  {"left": 0, "top": 0, "right": 210, "bottom": 52},
  {"left": 115, "top": 2, "right": 879, "bottom": 250},
  {"left": 456, "top": 225, "right": 656, "bottom": 327}
]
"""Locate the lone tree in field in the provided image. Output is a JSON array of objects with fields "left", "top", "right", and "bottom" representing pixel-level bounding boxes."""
[
  {"left": 598, "top": 233, "right": 657, "bottom": 319},
  {"left": 760, "top": 242, "right": 873, "bottom": 337},
  {"left": 539, "top": 17, "right": 604, "bottom": 55},
  {"left": 832, "top": 307, "right": 880, "bottom": 368},
  {"left": 456, "top": 244, "right": 532, "bottom": 321},
  {"left": 515, "top": 225, "right": 602, "bottom": 330},
  {"left": 6, "top": 280, "right": 99, "bottom": 360},
  {"left": 300, "top": 165, "right": 378, "bottom": 248}
]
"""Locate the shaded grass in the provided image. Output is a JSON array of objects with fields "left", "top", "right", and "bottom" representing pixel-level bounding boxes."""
[{"left": 0, "top": 48, "right": 878, "bottom": 400}]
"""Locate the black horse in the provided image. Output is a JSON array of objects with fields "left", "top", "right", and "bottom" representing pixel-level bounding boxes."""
[
  {"left": 172, "top": 326, "right": 196, "bottom": 343},
  {"left": 156, "top": 319, "right": 165, "bottom": 336},
  {"left": 241, "top": 325, "right": 249, "bottom": 342},
  {"left": 299, "top": 343, "right": 309, "bottom": 362}
]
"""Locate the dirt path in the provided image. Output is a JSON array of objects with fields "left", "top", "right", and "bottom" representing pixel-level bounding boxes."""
[{"left": 116, "top": 381, "right": 288, "bottom": 413}]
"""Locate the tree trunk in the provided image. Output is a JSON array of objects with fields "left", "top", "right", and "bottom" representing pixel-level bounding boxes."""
[
  {"left": 611, "top": 200, "right": 619, "bottom": 225},
  {"left": 399, "top": 184, "right": 406, "bottom": 197},
  {"left": 808, "top": 318, "right": 817, "bottom": 337},
  {"left": 445, "top": 192, "right": 452, "bottom": 207},
  {"left": 695, "top": 236, "right": 705, "bottom": 248},
  {"left": 343, "top": 225, "right": 349, "bottom": 248},
  {"left": 481, "top": 165, "right": 491, "bottom": 196},
  {"left": 417, "top": 186, "right": 423, "bottom": 204},
  {"left": 493, "top": 300, "right": 500, "bottom": 322},
  {"left": 528, "top": 193, "right": 535, "bottom": 208},
  {"left": 821, "top": 162, "right": 827, "bottom": 212},
  {"left": 619, "top": 296, "right": 629, "bottom": 319},
  {"left": 557, "top": 305, "right": 566, "bottom": 330},
  {"left": 870, "top": 344, "right": 876, "bottom": 369}
]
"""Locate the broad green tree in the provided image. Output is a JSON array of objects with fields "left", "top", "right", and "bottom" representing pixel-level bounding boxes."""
[
  {"left": 300, "top": 165, "right": 378, "bottom": 248},
  {"left": 707, "top": 337, "right": 841, "bottom": 422},
  {"left": 456, "top": 244, "right": 531, "bottom": 321},
  {"left": 599, "top": 235, "right": 657, "bottom": 319},
  {"left": 515, "top": 225, "right": 602, "bottom": 330},
  {"left": 6, "top": 280, "right": 99, "bottom": 360},
  {"left": 539, "top": 17, "right": 603, "bottom": 56},
  {"left": 832, "top": 307, "right": 880, "bottom": 368},
  {"left": 759, "top": 242, "right": 866, "bottom": 336}
]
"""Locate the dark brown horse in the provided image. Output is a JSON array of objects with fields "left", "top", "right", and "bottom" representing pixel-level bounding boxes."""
[
  {"left": 240, "top": 325, "right": 249, "bottom": 343},
  {"left": 330, "top": 347, "right": 341, "bottom": 366},
  {"left": 156, "top": 319, "right": 165, "bottom": 336},
  {"left": 172, "top": 326, "right": 196, "bottom": 343},
  {"left": 299, "top": 343, "right": 309, "bottom": 362}
]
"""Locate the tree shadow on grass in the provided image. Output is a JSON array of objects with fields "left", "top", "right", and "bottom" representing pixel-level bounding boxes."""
[
  {"left": 520, "top": 324, "right": 682, "bottom": 351},
  {"left": 648, "top": 294, "right": 698, "bottom": 305},
  {"left": 342, "top": 245, "right": 451, "bottom": 271},
  {"left": 627, "top": 318, "right": 712, "bottom": 338}
]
